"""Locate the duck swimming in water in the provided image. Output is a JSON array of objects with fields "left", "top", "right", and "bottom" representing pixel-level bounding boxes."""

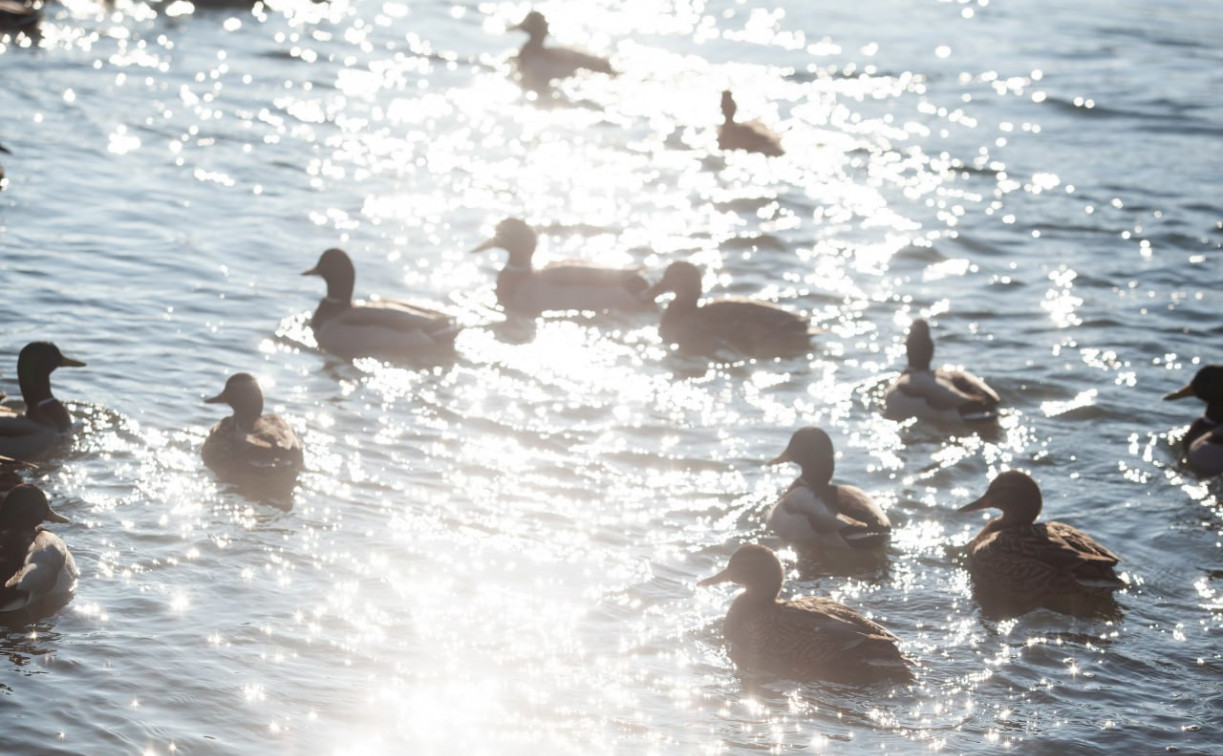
[
  {"left": 699, "top": 544, "right": 910, "bottom": 683},
  {"left": 0, "top": 0, "right": 41, "bottom": 33},
  {"left": 717, "top": 91, "right": 784, "bottom": 157},
  {"left": 1163, "top": 364, "right": 1223, "bottom": 476},
  {"left": 0, "top": 342, "right": 86, "bottom": 461},
  {"left": 646, "top": 261, "right": 813, "bottom": 357},
  {"left": 766, "top": 427, "right": 891, "bottom": 552},
  {"left": 470, "top": 218, "right": 650, "bottom": 316},
  {"left": 510, "top": 10, "right": 615, "bottom": 92},
  {"left": 0, "top": 484, "right": 78, "bottom": 613},
  {"left": 959, "top": 470, "right": 1125, "bottom": 602},
  {"left": 202, "top": 373, "right": 304, "bottom": 492},
  {"left": 884, "top": 318, "right": 1000, "bottom": 424},
  {"left": 302, "top": 248, "right": 460, "bottom": 360}
]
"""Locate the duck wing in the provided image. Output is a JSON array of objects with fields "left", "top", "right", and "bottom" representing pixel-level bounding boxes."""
[
  {"left": 970, "top": 523, "right": 1123, "bottom": 594},
  {"left": 537, "top": 261, "right": 649, "bottom": 294},
  {"left": 1187, "top": 423, "right": 1223, "bottom": 476},
  {"left": 246, "top": 415, "right": 305, "bottom": 469},
  {"left": 1, "top": 531, "right": 77, "bottom": 610},
  {"left": 718, "top": 121, "right": 784, "bottom": 157},
  {"left": 731, "top": 597, "right": 908, "bottom": 681}
]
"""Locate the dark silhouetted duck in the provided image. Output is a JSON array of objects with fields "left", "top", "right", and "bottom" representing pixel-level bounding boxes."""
[
  {"left": 1163, "top": 364, "right": 1223, "bottom": 476},
  {"left": 510, "top": 10, "right": 615, "bottom": 92},
  {"left": 0, "top": 0, "right": 40, "bottom": 33},
  {"left": 470, "top": 218, "right": 650, "bottom": 315},
  {"left": 0, "top": 141, "right": 9, "bottom": 187},
  {"left": 960, "top": 470, "right": 1125, "bottom": 601},
  {"left": 0, "top": 342, "right": 86, "bottom": 461},
  {"left": 202, "top": 373, "right": 304, "bottom": 492},
  {"left": 766, "top": 427, "right": 891, "bottom": 552},
  {"left": 718, "top": 91, "right": 784, "bottom": 157},
  {"left": 699, "top": 544, "right": 910, "bottom": 683},
  {"left": 885, "top": 318, "right": 1000, "bottom": 424},
  {"left": 646, "top": 261, "right": 813, "bottom": 356},
  {"left": 0, "top": 484, "right": 78, "bottom": 613},
  {"left": 303, "top": 248, "right": 460, "bottom": 360}
]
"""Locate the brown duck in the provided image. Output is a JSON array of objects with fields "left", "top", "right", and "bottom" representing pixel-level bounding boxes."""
[
  {"left": 960, "top": 470, "right": 1125, "bottom": 597},
  {"left": 699, "top": 544, "right": 910, "bottom": 683},
  {"left": 646, "top": 261, "right": 813, "bottom": 357}
]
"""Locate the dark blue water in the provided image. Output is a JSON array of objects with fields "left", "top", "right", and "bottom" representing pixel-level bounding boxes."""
[{"left": 1, "top": 0, "right": 1220, "bottom": 753}]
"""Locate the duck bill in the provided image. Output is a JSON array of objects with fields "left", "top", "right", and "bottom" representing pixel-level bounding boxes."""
[
  {"left": 697, "top": 567, "right": 732, "bottom": 587},
  {"left": 766, "top": 449, "right": 792, "bottom": 466},
  {"left": 469, "top": 238, "right": 498, "bottom": 254},
  {"left": 203, "top": 392, "right": 227, "bottom": 405},
  {"left": 301, "top": 266, "right": 320, "bottom": 276},
  {"left": 643, "top": 281, "right": 670, "bottom": 301},
  {"left": 45, "top": 507, "right": 70, "bottom": 524},
  {"left": 1162, "top": 383, "right": 1194, "bottom": 401},
  {"left": 60, "top": 355, "right": 86, "bottom": 368},
  {"left": 958, "top": 494, "right": 992, "bottom": 513}
]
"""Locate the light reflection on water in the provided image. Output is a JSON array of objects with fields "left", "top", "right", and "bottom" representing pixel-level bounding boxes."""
[{"left": 1, "top": 0, "right": 1222, "bottom": 752}]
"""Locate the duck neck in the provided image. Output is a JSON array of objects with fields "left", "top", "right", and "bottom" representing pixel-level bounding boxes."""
[
  {"left": 17, "top": 369, "right": 69, "bottom": 430},
  {"left": 906, "top": 332, "right": 933, "bottom": 372},
  {"left": 1203, "top": 402, "right": 1223, "bottom": 425}
]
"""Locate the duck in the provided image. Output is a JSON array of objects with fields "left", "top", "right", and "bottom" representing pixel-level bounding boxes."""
[
  {"left": 646, "top": 261, "right": 813, "bottom": 356},
  {"left": 0, "top": 0, "right": 41, "bottom": 33},
  {"left": 766, "top": 427, "right": 891, "bottom": 552},
  {"left": 959, "top": 470, "right": 1125, "bottom": 599},
  {"left": 202, "top": 373, "right": 304, "bottom": 491},
  {"left": 1163, "top": 364, "right": 1223, "bottom": 476},
  {"left": 0, "top": 142, "right": 8, "bottom": 187},
  {"left": 0, "top": 342, "right": 87, "bottom": 461},
  {"left": 470, "top": 218, "right": 650, "bottom": 316},
  {"left": 884, "top": 318, "right": 1000, "bottom": 424},
  {"left": 510, "top": 10, "right": 615, "bottom": 92},
  {"left": 699, "top": 544, "right": 910, "bottom": 683},
  {"left": 0, "top": 484, "right": 78, "bottom": 613},
  {"left": 717, "top": 91, "right": 784, "bottom": 157},
  {"left": 302, "top": 248, "right": 460, "bottom": 360}
]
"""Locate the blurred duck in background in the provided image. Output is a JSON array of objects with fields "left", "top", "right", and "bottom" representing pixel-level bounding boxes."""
[
  {"left": 470, "top": 218, "right": 650, "bottom": 316},
  {"left": 1163, "top": 364, "right": 1223, "bottom": 476},
  {"left": 510, "top": 10, "right": 615, "bottom": 92},
  {"left": 717, "top": 91, "right": 784, "bottom": 157}
]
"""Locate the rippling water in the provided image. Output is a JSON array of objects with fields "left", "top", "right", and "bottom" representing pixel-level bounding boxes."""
[{"left": 1, "top": 0, "right": 1221, "bottom": 752}]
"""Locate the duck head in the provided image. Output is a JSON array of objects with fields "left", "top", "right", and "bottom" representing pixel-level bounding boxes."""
[
  {"left": 698, "top": 544, "right": 784, "bottom": 601},
  {"left": 644, "top": 261, "right": 703, "bottom": 304},
  {"left": 205, "top": 373, "right": 265, "bottom": 431},
  {"left": 768, "top": 426, "right": 835, "bottom": 487},
  {"left": 470, "top": 218, "right": 538, "bottom": 270},
  {"left": 303, "top": 248, "right": 356, "bottom": 303},
  {"left": 17, "top": 341, "right": 85, "bottom": 410},
  {"left": 0, "top": 484, "right": 69, "bottom": 528},
  {"left": 904, "top": 318, "right": 934, "bottom": 371},
  {"left": 959, "top": 469, "right": 1043, "bottom": 527},
  {"left": 1164, "top": 364, "right": 1223, "bottom": 415},
  {"left": 720, "top": 91, "right": 738, "bottom": 123},
  {"left": 511, "top": 10, "right": 549, "bottom": 42}
]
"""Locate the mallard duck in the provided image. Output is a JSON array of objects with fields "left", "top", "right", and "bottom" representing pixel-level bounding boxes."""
[
  {"left": 302, "top": 248, "right": 460, "bottom": 360},
  {"left": 1163, "top": 364, "right": 1223, "bottom": 476},
  {"left": 0, "top": 342, "right": 86, "bottom": 461},
  {"left": 0, "top": 484, "right": 78, "bottom": 613},
  {"left": 766, "top": 427, "right": 891, "bottom": 551},
  {"left": 717, "top": 91, "right": 784, "bottom": 157},
  {"left": 470, "top": 218, "right": 650, "bottom": 315},
  {"left": 510, "top": 10, "right": 615, "bottom": 92},
  {"left": 884, "top": 318, "right": 1000, "bottom": 423},
  {"left": 699, "top": 544, "right": 910, "bottom": 683},
  {"left": 0, "top": 0, "right": 41, "bottom": 32},
  {"left": 202, "top": 373, "right": 304, "bottom": 491},
  {"left": 960, "top": 470, "right": 1125, "bottom": 598},
  {"left": 646, "top": 261, "right": 813, "bottom": 356}
]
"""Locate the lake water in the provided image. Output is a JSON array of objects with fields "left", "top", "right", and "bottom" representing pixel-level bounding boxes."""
[{"left": 1, "top": 0, "right": 1221, "bottom": 753}]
